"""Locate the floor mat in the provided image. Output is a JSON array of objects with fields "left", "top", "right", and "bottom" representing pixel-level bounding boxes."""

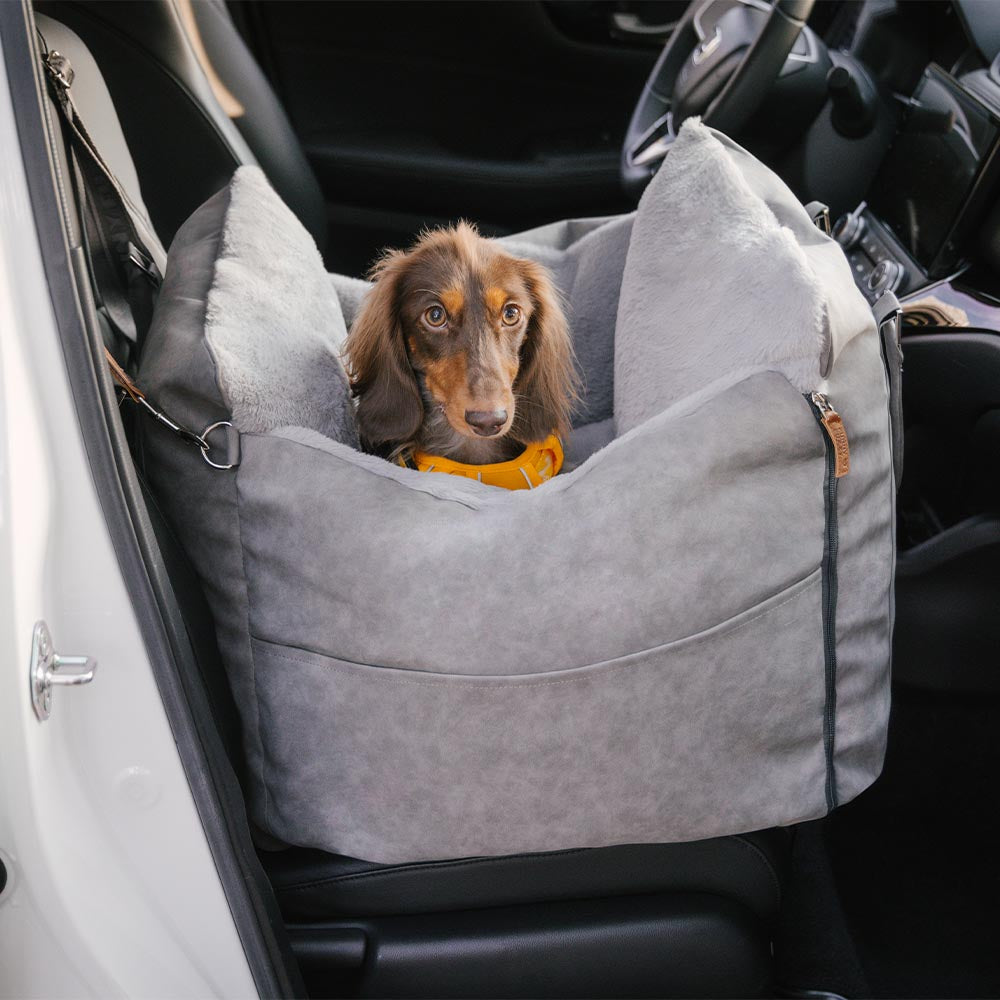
[{"left": 825, "top": 685, "right": 1000, "bottom": 998}]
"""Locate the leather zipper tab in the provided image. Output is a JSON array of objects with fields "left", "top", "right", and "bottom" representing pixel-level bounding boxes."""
[{"left": 810, "top": 392, "right": 850, "bottom": 478}]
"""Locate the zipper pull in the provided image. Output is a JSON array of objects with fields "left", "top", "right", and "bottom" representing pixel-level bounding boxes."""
[{"left": 810, "top": 392, "right": 850, "bottom": 478}]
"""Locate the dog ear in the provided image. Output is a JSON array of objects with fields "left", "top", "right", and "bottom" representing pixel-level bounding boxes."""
[
  {"left": 345, "top": 251, "right": 424, "bottom": 454},
  {"left": 512, "top": 259, "right": 580, "bottom": 443}
]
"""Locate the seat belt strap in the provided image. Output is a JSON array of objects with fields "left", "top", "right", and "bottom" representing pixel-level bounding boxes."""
[
  {"left": 36, "top": 44, "right": 235, "bottom": 469},
  {"left": 76, "top": 159, "right": 141, "bottom": 347},
  {"left": 41, "top": 47, "right": 161, "bottom": 359}
]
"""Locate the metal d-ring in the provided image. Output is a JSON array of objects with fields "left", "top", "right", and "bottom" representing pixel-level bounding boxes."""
[{"left": 200, "top": 420, "right": 238, "bottom": 470}]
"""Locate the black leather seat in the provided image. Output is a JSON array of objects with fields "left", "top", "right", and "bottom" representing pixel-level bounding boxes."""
[
  {"left": 35, "top": 6, "right": 791, "bottom": 995},
  {"left": 37, "top": 0, "right": 327, "bottom": 253},
  {"left": 264, "top": 835, "right": 785, "bottom": 998},
  {"left": 265, "top": 833, "right": 785, "bottom": 922}
]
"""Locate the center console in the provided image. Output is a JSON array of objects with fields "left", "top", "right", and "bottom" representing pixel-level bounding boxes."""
[
  {"left": 854, "top": 67, "right": 1000, "bottom": 698},
  {"left": 835, "top": 64, "right": 1000, "bottom": 303}
]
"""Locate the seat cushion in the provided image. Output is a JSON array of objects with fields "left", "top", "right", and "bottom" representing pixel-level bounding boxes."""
[{"left": 262, "top": 829, "right": 788, "bottom": 922}]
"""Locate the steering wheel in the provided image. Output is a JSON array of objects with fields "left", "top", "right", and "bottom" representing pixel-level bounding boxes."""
[{"left": 621, "top": 0, "right": 815, "bottom": 197}]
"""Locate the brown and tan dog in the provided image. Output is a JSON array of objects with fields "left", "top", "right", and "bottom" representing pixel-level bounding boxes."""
[{"left": 345, "top": 222, "right": 578, "bottom": 465}]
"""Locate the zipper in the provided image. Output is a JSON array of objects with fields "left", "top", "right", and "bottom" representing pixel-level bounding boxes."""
[
  {"left": 806, "top": 391, "right": 848, "bottom": 811},
  {"left": 810, "top": 391, "right": 850, "bottom": 478}
]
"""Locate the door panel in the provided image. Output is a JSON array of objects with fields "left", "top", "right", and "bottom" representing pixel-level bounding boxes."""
[{"left": 234, "top": 0, "right": 664, "bottom": 274}]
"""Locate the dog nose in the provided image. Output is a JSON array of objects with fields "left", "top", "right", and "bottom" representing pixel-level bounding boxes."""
[{"left": 465, "top": 409, "right": 508, "bottom": 436}]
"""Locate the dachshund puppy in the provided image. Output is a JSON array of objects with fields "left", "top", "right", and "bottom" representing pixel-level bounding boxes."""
[{"left": 345, "top": 222, "right": 578, "bottom": 465}]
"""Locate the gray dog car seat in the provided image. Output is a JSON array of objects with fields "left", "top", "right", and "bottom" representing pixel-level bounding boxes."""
[{"left": 138, "top": 119, "right": 900, "bottom": 864}]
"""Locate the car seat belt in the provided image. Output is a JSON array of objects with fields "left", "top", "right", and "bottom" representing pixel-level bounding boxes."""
[
  {"left": 39, "top": 43, "right": 162, "bottom": 365},
  {"left": 35, "top": 42, "right": 237, "bottom": 469}
]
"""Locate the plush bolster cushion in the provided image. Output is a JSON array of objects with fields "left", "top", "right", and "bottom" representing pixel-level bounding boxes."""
[{"left": 139, "top": 121, "right": 894, "bottom": 864}]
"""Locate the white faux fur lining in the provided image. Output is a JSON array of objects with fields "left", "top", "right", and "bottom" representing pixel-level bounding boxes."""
[
  {"left": 204, "top": 166, "right": 358, "bottom": 447},
  {"left": 612, "top": 119, "right": 842, "bottom": 434}
]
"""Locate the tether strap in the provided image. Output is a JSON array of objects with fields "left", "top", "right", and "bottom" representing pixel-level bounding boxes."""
[
  {"left": 105, "top": 347, "right": 206, "bottom": 449},
  {"left": 104, "top": 346, "right": 241, "bottom": 469},
  {"left": 41, "top": 47, "right": 161, "bottom": 359}
]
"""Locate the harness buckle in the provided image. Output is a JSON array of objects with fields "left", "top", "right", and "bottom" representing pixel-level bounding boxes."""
[{"left": 127, "top": 241, "right": 161, "bottom": 285}]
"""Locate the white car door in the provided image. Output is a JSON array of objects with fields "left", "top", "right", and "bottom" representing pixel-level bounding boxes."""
[{"left": 0, "top": 33, "right": 257, "bottom": 1000}]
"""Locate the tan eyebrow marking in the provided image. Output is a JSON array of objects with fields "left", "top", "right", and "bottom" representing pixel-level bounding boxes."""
[
  {"left": 439, "top": 289, "right": 464, "bottom": 315},
  {"left": 485, "top": 286, "right": 507, "bottom": 313}
]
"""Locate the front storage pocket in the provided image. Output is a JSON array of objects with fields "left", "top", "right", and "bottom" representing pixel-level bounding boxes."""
[
  {"left": 251, "top": 571, "right": 827, "bottom": 863},
  {"left": 234, "top": 371, "right": 840, "bottom": 862}
]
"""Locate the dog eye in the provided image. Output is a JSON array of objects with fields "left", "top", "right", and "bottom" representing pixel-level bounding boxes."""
[
  {"left": 501, "top": 304, "right": 522, "bottom": 326},
  {"left": 423, "top": 305, "right": 447, "bottom": 328}
]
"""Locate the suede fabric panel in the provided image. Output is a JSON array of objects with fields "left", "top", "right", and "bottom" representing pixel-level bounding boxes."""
[
  {"left": 823, "top": 330, "right": 894, "bottom": 804},
  {"left": 237, "top": 372, "right": 826, "bottom": 678},
  {"left": 563, "top": 417, "right": 616, "bottom": 468},
  {"left": 248, "top": 570, "right": 826, "bottom": 863},
  {"left": 137, "top": 134, "right": 894, "bottom": 861},
  {"left": 137, "top": 183, "right": 268, "bottom": 815}
]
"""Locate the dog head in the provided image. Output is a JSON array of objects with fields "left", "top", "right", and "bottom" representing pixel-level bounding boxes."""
[{"left": 345, "top": 222, "right": 578, "bottom": 457}]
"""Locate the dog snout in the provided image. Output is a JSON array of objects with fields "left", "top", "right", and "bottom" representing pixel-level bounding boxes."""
[{"left": 464, "top": 409, "right": 508, "bottom": 437}]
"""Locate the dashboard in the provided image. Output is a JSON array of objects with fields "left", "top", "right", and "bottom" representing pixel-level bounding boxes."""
[
  {"left": 834, "top": 64, "right": 1000, "bottom": 304},
  {"left": 797, "top": 1, "right": 1000, "bottom": 700}
]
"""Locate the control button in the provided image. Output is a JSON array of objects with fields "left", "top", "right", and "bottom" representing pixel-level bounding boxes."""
[
  {"left": 834, "top": 210, "right": 866, "bottom": 250},
  {"left": 867, "top": 258, "right": 902, "bottom": 294},
  {"left": 867, "top": 261, "right": 888, "bottom": 289}
]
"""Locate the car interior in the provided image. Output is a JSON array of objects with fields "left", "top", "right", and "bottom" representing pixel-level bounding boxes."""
[{"left": 3, "top": 0, "right": 1000, "bottom": 996}]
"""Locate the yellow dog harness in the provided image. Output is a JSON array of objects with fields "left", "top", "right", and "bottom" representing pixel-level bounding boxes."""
[{"left": 397, "top": 434, "right": 564, "bottom": 490}]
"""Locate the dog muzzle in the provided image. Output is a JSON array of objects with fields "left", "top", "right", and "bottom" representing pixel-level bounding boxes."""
[{"left": 397, "top": 433, "right": 564, "bottom": 490}]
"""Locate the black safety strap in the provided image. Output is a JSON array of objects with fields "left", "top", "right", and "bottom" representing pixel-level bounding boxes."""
[
  {"left": 41, "top": 46, "right": 161, "bottom": 361},
  {"left": 38, "top": 43, "right": 237, "bottom": 469}
]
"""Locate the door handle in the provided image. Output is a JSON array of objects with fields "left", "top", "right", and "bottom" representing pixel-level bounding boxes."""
[{"left": 29, "top": 621, "right": 98, "bottom": 721}]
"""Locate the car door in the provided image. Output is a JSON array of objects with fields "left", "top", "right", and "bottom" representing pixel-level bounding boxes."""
[
  {"left": 230, "top": 0, "right": 683, "bottom": 274},
  {"left": 0, "top": 12, "right": 259, "bottom": 993}
]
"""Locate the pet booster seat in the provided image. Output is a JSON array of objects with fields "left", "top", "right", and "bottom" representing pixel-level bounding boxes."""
[{"left": 138, "top": 120, "right": 900, "bottom": 864}]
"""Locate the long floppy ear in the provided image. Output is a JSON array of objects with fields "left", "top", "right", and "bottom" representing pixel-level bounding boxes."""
[
  {"left": 512, "top": 259, "right": 580, "bottom": 443},
  {"left": 344, "top": 251, "right": 423, "bottom": 454}
]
